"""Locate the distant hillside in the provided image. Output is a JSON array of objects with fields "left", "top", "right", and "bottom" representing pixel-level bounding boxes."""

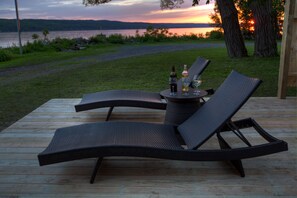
[{"left": 0, "top": 19, "right": 215, "bottom": 32}]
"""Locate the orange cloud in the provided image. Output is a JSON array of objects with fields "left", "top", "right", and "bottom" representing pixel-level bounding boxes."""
[{"left": 143, "top": 3, "right": 214, "bottom": 23}]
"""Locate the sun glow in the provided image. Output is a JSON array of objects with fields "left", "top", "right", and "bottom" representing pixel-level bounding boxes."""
[
  {"left": 249, "top": 20, "right": 255, "bottom": 32},
  {"left": 144, "top": 3, "right": 214, "bottom": 23},
  {"left": 0, "top": 1, "right": 215, "bottom": 24},
  {"left": 142, "top": 15, "right": 212, "bottom": 23}
]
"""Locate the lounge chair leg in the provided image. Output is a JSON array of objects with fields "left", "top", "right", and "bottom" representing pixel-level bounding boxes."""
[
  {"left": 217, "top": 134, "right": 245, "bottom": 177},
  {"left": 106, "top": 107, "right": 114, "bottom": 121},
  {"left": 90, "top": 157, "right": 103, "bottom": 184},
  {"left": 230, "top": 159, "right": 245, "bottom": 177}
]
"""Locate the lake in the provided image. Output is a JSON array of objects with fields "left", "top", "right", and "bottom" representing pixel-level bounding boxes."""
[{"left": 0, "top": 27, "right": 214, "bottom": 48}]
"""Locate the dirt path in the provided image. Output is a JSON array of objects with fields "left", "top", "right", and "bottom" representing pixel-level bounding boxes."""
[{"left": 0, "top": 43, "right": 225, "bottom": 86}]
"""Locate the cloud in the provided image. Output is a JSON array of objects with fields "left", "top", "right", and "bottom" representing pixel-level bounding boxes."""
[
  {"left": 150, "top": 4, "right": 213, "bottom": 15},
  {"left": 46, "top": 0, "right": 83, "bottom": 7},
  {"left": 0, "top": 0, "right": 214, "bottom": 23},
  {"left": 109, "top": 0, "right": 153, "bottom": 6},
  {"left": 143, "top": 3, "right": 214, "bottom": 23}
]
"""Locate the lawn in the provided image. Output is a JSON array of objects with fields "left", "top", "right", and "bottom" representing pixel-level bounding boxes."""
[
  {"left": 0, "top": 42, "right": 295, "bottom": 131},
  {"left": 0, "top": 44, "right": 118, "bottom": 70}
]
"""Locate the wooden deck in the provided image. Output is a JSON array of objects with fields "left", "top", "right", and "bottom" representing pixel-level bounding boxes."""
[{"left": 0, "top": 97, "right": 296, "bottom": 197}]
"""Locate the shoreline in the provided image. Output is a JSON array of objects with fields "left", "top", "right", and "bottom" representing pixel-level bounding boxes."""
[
  {"left": 0, "top": 26, "right": 215, "bottom": 33},
  {"left": 0, "top": 27, "right": 215, "bottom": 48}
]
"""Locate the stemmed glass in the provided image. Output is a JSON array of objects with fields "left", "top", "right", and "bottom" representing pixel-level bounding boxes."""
[
  {"left": 192, "top": 75, "right": 202, "bottom": 95},
  {"left": 182, "top": 77, "right": 191, "bottom": 96}
]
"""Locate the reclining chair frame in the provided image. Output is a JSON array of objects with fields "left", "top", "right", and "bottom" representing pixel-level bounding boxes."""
[{"left": 38, "top": 71, "right": 288, "bottom": 184}]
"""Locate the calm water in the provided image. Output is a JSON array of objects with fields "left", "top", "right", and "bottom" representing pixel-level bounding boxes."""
[{"left": 0, "top": 27, "right": 214, "bottom": 48}]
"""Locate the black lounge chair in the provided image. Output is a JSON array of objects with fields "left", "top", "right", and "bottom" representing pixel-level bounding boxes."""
[
  {"left": 38, "top": 70, "right": 288, "bottom": 183},
  {"left": 75, "top": 57, "right": 211, "bottom": 121}
]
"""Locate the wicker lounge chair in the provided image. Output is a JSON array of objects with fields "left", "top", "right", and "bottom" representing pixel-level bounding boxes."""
[
  {"left": 38, "top": 70, "right": 288, "bottom": 183},
  {"left": 75, "top": 57, "right": 211, "bottom": 121}
]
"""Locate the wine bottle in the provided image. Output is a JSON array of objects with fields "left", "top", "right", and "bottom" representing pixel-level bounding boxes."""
[
  {"left": 169, "top": 66, "right": 177, "bottom": 95},
  {"left": 181, "top": 64, "right": 189, "bottom": 95}
]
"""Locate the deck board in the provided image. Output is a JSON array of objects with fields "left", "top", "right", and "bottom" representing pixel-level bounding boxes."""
[{"left": 0, "top": 97, "right": 296, "bottom": 197}]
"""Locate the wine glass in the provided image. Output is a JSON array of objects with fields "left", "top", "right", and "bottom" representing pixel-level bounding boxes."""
[
  {"left": 192, "top": 75, "right": 202, "bottom": 95},
  {"left": 182, "top": 77, "right": 191, "bottom": 95}
]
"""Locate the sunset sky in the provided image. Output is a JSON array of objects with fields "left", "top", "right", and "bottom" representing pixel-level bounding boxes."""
[{"left": 0, "top": 0, "right": 215, "bottom": 23}]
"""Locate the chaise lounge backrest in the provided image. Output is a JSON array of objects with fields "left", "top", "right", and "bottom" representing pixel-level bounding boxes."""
[
  {"left": 178, "top": 70, "right": 262, "bottom": 150},
  {"left": 188, "top": 57, "right": 210, "bottom": 81},
  {"left": 177, "top": 57, "right": 211, "bottom": 88}
]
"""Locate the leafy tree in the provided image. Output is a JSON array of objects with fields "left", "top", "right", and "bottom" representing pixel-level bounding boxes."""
[
  {"left": 272, "top": 0, "right": 285, "bottom": 40},
  {"left": 236, "top": 0, "right": 284, "bottom": 56},
  {"left": 42, "top": 29, "right": 49, "bottom": 41},
  {"left": 236, "top": 0, "right": 254, "bottom": 39},
  {"left": 191, "top": 0, "right": 248, "bottom": 57},
  {"left": 32, "top": 33, "right": 39, "bottom": 40},
  {"left": 212, "top": 0, "right": 284, "bottom": 41},
  {"left": 205, "top": 30, "right": 224, "bottom": 39},
  {"left": 212, "top": 0, "right": 284, "bottom": 56},
  {"left": 83, "top": 0, "right": 283, "bottom": 57},
  {"left": 160, "top": 0, "right": 185, "bottom": 8},
  {"left": 215, "top": 0, "right": 248, "bottom": 57},
  {"left": 83, "top": 0, "right": 247, "bottom": 58},
  {"left": 165, "top": 0, "right": 283, "bottom": 57},
  {"left": 249, "top": 0, "right": 278, "bottom": 57},
  {"left": 209, "top": 2, "right": 222, "bottom": 31},
  {"left": 83, "top": 0, "right": 110, "bottom": 5}
]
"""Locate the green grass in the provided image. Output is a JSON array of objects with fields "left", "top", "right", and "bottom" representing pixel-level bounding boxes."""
[
  {"left": 0, "top": 44, "right": 118, "bottom": 70},
  {"left": 0, "top": 43, "right": 295, "bottom": 130}
]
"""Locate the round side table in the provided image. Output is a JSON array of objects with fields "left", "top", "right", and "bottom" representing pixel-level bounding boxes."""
[{"left": 160, "top": 89, "right": 207, "bottom": 126}]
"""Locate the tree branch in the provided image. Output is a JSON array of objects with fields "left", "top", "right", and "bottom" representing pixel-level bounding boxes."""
[{"left": 83, "top": 0, "right": 111, "bottom": 6}]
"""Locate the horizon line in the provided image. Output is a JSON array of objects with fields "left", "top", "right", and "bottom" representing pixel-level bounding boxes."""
[{"left": 0, "top": 18, "right": 216, "bottom": 25}]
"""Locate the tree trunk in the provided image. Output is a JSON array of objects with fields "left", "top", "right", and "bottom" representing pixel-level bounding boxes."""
[
  {"left": 250, "top": 0, "right": 278, "bottom": 57},
  {"left": 216, "top": 0, "right": 248, "bottom": 58}
]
